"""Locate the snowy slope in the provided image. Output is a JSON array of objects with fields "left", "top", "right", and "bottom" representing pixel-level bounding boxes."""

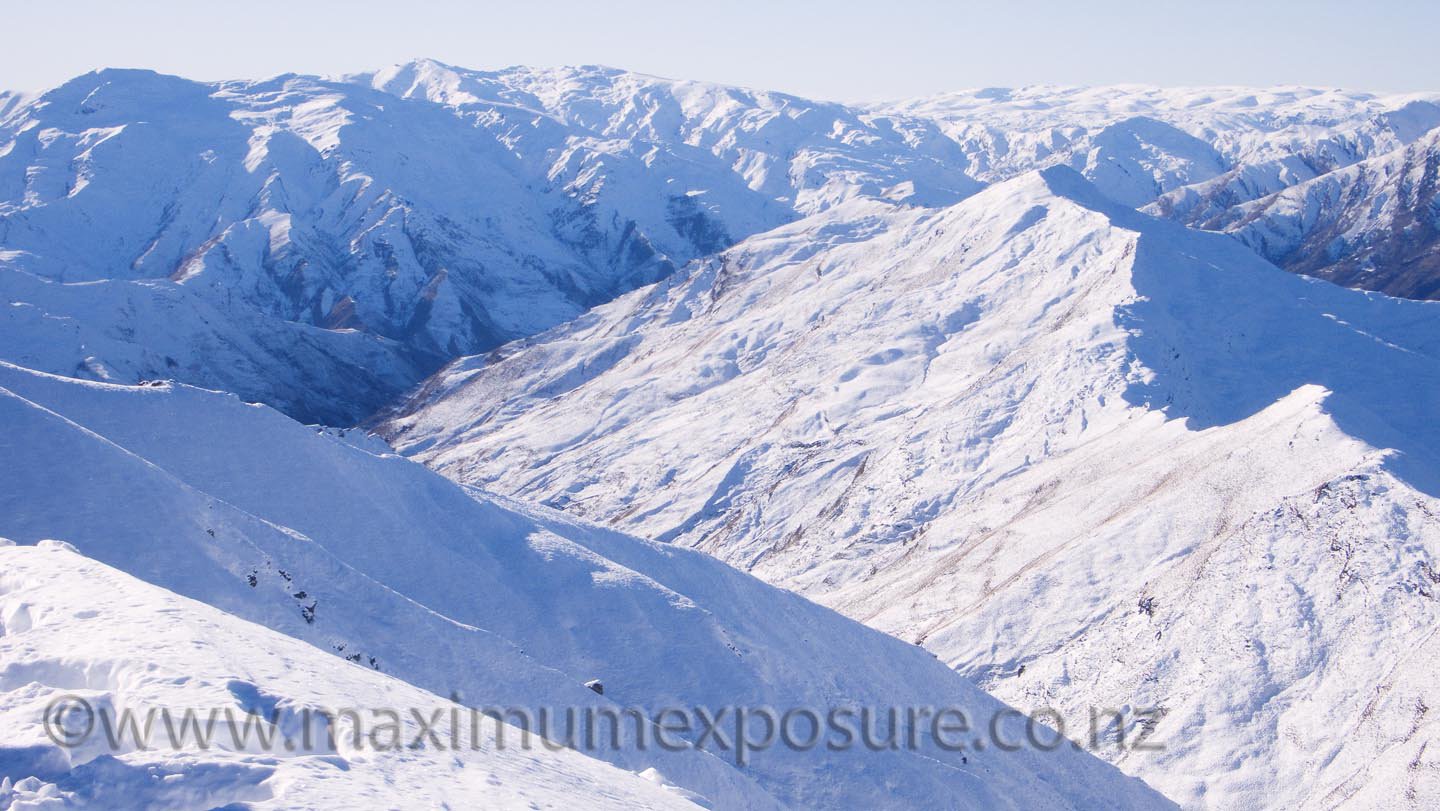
[
  {"left": 0, "top": 362, "right": 1166, "bottom": 810},
  {"left": 382, "top": 167, "right": 1440, "bottom": 808},
  {"left": 1202, "top": 128, "right": 1440, "bottom": 298},
  {"left": 0, "top": 542, "right": 708, "bottom": 811}
]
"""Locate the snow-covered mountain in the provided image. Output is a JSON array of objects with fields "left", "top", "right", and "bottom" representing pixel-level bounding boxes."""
[
  {"left": 1198, "top": 128, "right": 1440, "bottom": 298},
  {"left": 6, "top": 60, "right": 1440, "bottom": 809},
  {"left": 880, "top": 85, "right": 1440, "bottom": 211},
  {"left": 887, "top": 85, "right": 1440, "bottom": 300},
  {"left": 381, "top": 167, "right": 1440, "bottom": 808},
  {"left": 5, "top": 64, "right": 1440, "bottom": 426},
  {"left": 0, "top": 61, "right": 981, "bottom": 422},
  {"left": 0, "top": 361, "right": 1166, "bottom": 809}
]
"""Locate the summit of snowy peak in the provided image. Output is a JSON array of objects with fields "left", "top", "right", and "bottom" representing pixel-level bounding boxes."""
[
  {"left": 17, "top": 68, "right": 217, "bottom": 122},
  {"left": 357, "top": 58, "right": 508, "bottom": 108},
  {"left": 1032, "top": 163, "right": 1146, "bottom": 215}
]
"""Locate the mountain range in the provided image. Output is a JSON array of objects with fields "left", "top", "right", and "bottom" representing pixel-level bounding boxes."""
[
  {"left": 3, "top": 60, "right": 1440, "bottom": 809},
  {"left": 4, "top": 62, "right": 1439, "bottom": 423}
]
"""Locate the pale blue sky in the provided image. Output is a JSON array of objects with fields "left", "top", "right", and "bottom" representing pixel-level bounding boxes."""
[{"left": 2, "top": 0, "right": 1434, "bottom": 100}]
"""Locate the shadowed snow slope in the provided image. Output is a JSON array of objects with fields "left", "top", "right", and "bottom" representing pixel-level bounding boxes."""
[
  {"left": 0, "top": 362, "right": 1166, "bottom": 810},
  {"left": 0, "top": 542, "right": 705, "bottom": 811},
  {"left": 383, "top": 167, "right": 1440, "bottom": 808}
]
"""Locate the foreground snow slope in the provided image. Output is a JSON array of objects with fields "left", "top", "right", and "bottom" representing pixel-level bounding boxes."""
[
  {"left": 383, "top": 167, "right": 1440, "bottom": 807},
  {"left": 0, "top": 362, "right": 1166, "bottom": 809},
  {"left": 0, "top": 542, "right": 706, "bottom": 810}
]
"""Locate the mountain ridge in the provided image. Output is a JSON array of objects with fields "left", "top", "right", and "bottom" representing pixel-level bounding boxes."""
[{"left": 381, "top": 166, "right": 1440, "bottom": 807}]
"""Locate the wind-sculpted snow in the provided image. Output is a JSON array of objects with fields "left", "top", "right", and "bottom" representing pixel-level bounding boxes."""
[
  {"left": 0, "top": 362, "right": 1166, "bottom": 810},
  {"left": 383, "top": 167, "right": 1440, "bottom": 807}
]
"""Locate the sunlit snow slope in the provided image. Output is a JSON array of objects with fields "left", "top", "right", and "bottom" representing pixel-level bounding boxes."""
[{"left": 384, "top": 167, "right": 1440, "bottom": 808}]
